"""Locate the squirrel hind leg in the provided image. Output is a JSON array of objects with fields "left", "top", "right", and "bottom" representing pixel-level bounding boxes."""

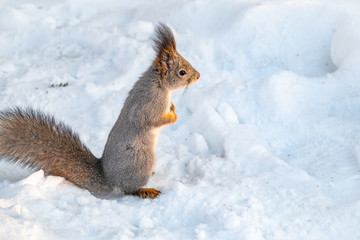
[
  {"left": 88, "top": 184, "right": 125, "bottom": 199},
  {"left": 130, "top": 188, "right": 161, "bottom": 199}
]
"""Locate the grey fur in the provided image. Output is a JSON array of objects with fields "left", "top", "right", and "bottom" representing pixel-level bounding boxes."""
[{"left": 0, "top": 23, "right": 200, "bottom": 198}]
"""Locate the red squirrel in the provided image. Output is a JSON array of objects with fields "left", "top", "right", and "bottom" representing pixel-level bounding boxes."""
[{"left": 0, "top": 23, "right": 200, "bottom": 199}]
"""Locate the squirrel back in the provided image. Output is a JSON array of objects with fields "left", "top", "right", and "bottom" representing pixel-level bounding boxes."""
[{"left": 0, "top": 23, "right": 200, "bottom": 199}]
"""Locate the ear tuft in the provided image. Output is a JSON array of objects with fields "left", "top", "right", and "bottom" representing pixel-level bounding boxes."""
[{"left": 152, "top": 23, "right": 177, "bottom": 60}]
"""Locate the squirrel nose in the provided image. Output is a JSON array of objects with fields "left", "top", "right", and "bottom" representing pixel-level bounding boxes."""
[{"left": 196, "top": 71, "right": 200, "bottom": 80}]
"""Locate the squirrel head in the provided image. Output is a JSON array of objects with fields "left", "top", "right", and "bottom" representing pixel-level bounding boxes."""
[{"left": 152, "top": 23, "right": 200, "bottom": 91}]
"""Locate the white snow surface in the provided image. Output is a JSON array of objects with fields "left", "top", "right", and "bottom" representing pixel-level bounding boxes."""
[{"left": 1, "top": 0, "right": 360, "bottom": 239}]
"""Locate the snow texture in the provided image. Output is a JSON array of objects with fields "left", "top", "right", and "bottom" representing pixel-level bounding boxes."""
[{"left": 1, "top": 0, "right": 360, "bottom": 239}]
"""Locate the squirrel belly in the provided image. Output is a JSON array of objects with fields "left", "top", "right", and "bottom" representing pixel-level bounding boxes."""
[
  {"left": 101, "top": 69, "right": 172, "bottom": 194},
  {"left": 0, "top": 23, "right": 200, "bottom": 199}
]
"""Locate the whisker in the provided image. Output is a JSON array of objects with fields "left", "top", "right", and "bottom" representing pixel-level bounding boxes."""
[{"left": 178, "top": 86, "right": 189, "bottom": 105}]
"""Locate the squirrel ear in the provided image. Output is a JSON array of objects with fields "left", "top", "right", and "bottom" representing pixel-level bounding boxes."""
[
  {"left": 160, "top": 50, "right": 174, "bottom": 75},
  {"left": 152, "top": 23, "right": 177, "bottom": 78}
]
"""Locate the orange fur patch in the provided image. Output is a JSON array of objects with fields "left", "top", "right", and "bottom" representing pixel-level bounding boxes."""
[
  {"left": 161, "top": 111, "right": 177, "bottom": 124},
  {"left": 132, "top": 188, "right": 161, "bottom": 199}
]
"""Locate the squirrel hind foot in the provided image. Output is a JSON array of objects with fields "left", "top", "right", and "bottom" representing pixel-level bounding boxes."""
[{"left": 131, "top": 188, "right": 161, "bottom": 199}]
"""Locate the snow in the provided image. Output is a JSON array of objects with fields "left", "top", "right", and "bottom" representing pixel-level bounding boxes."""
[{"left": 1, "top": 0, "right": 360, "bottom": 239}]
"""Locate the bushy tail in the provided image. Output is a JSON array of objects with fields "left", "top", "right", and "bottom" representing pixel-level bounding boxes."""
[{"left": 0, "top": 108, "right": 120, "bottom": 196}]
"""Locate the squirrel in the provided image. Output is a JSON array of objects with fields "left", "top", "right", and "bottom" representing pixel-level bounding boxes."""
[{"left": 0, "top": 23, "right": 200, "bottom": 199}]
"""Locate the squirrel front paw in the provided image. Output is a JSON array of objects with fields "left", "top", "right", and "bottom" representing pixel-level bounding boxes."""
[
  {"left": 161, "top": 111, "right": 177, "bottom": 124},
  {"left": 170, "top": 102, "right": 175, "bottom": 112},
  {"left": 132, "top": 188, "right": 161, "bottom": 199}
]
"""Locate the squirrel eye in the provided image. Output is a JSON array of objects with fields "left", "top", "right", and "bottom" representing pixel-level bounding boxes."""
[{"left": 179, "top": 70, "right": 186, "bottom": 76}]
